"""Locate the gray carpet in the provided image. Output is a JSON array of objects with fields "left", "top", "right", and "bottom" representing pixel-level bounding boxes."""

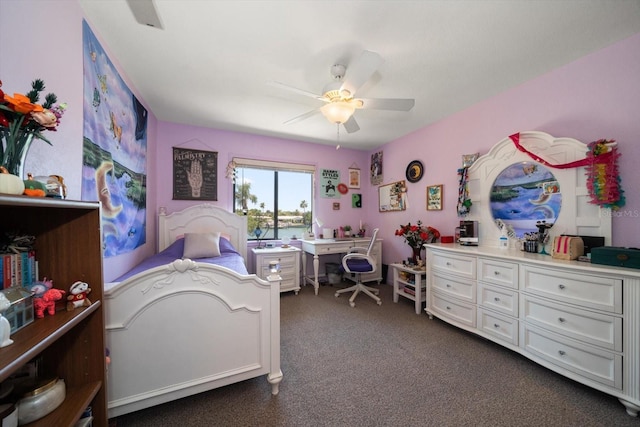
[{"left": 110, "top": 283, "right": 638, "bottom": 426}]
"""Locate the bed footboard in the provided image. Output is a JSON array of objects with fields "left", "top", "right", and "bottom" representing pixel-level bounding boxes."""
[{"left": 105, "top": 259, "right": 282, "bottom": 418}]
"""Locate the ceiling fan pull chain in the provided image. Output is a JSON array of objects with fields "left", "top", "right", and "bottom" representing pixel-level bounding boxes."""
[{"left": 336, "top": 123, "right": 341, "bottom": 150}]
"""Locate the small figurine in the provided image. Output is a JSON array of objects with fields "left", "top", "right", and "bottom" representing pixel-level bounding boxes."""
[
  {"left": 0, "top": 293, "right": 14, "bottom": 348},
  {"left": 33, "top": 288, "right": 65, "bottom": 318},
  {"left": 67, "top": 281, "right": 92, "bottom": 311}
]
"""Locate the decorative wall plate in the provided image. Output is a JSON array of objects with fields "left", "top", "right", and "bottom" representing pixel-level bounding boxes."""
[
  {"left": 405, "top": 160, "right": 423, "bottom": 183},
  {"left": 337, "top": 183, "right": 349, "bottom": 194}
]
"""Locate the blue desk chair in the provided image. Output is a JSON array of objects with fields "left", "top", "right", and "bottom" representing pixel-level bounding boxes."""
[{"left": 335, "top": 228, "right": 381, "bottom": 307}]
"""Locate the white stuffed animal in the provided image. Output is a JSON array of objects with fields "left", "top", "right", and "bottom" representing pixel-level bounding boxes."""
[{"left": 0, "top": 293, "right": 14, "bottom": 348}]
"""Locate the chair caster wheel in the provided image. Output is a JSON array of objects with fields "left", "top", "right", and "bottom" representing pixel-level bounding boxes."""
[
  {"left": 334, "top": 292, "right": 339, "bottom": 297},
  {"left": 349, "top": 302, "right": 355, "bottom": 308}
]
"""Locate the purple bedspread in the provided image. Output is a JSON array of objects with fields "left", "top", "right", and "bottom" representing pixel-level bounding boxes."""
[{"left": 113, "top": 237, "right": 248, "bottom": 283}]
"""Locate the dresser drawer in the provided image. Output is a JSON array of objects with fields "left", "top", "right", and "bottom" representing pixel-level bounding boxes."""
[
  {"left": 478, "top": 258, "right": 518, "bottom": 289},
  {"left": 478, "top": 308, "right": 518, "bottom": 346},
  {"left": 430, "top": 252, "right": 476, "bottom": 279},
  {"left": 478, "top": 282, "right": 518, "bottom": 317},
  {"left": 431, "top": 292, "right": 476, "bottom": 327},
  {"left": 521, "top": 266, "right": 622, "bottom": 313},
  {"left": 522, "top": 295, "right": 621, "bottom": 351},
  {"left": 521, "top": 324, "right": 622, "bottom": 389},
  {"left": 432, "top": 272, "right": 475, "bottom": 303},
  {"left": 259, "top": 253, "right": 296, "bottom": 269}
]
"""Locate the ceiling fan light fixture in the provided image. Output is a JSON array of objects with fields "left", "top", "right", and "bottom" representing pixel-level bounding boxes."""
[{"left": 320, "top": 101, "right": 356, "bottom": 124}]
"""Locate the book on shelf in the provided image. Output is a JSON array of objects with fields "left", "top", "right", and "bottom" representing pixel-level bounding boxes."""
[
  {"left": 1, "top": 251, "right": 37, "bottom": 288},
  {"left": 403, "top": 284, "right": 425, "bottom": 296}
]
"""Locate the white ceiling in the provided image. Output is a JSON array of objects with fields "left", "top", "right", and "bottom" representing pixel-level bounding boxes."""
[{"left": 78, "top": 0, "right": 640, "bottom": 151}]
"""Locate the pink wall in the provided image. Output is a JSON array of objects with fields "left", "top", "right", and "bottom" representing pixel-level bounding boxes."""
[
  {"left": 372, "top": 32, "right": 640, "bottom": 265},
  {"left": 0, "top": 1, "right": 158, "bottom": 282},
  {"left": 2, "top": 1, "right": 638, "bottom": 282}
]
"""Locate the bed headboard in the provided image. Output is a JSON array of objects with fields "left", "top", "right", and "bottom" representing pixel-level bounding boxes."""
[{"left": 158, "top": 204, "right": 248, "bottom": 261}]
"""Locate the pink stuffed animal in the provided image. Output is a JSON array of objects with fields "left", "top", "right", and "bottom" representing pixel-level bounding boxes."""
[{"left": 33, "top": 288, "right": 65, "bottom": 318}]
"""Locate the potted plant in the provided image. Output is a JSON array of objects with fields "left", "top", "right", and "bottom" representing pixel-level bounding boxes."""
[{"left": 343, "top": 225, "right": 352, "bottom": 237}]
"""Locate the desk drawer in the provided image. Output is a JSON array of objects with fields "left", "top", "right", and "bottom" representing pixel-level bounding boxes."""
[{"left": 521, "top": 265, "right": 622, "bottom": 313}]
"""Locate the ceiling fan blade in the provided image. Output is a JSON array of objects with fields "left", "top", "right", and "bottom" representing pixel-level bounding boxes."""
[
  {"left": 340, "top": 50, "right": 384, "bottom": 97},
  {"left": 283, "top": 108, "right": 321, "bottom": 125},
  {"left": 343, "top": 116, "right": 360, "bottom": 134},
  {"left": 358, "top": 98, "right": 415, "bottom": 111},
  {"left": 267, "top": 81, "right": 325, "bottom": 101}
]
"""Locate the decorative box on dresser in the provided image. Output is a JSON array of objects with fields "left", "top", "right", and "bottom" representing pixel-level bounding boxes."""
[
  {"left": 251, "top": 247, "right": 301, "bottom": 294},
  {"left": 0, "top": 195, "right": 107, "bottom": 426},
  {"left": 425, "top": 243, "right": 640, "bottom": 417}
]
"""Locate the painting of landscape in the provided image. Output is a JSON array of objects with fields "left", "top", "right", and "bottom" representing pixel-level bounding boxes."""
[{"left": 490, "top": 162, "right": 562, "bottom": 237}]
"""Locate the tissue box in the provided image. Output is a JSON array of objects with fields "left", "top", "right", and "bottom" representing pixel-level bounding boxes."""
[
  {"left": 591, "top": 247, "right": 640, "bottom": 269},
  {"left": 551, "top": 236, "right": 584, "bottom": 260}
]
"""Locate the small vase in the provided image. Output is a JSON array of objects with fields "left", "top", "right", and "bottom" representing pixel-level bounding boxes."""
[
  {"left": 0, "top": 129, "right": 35, "bottom": 179},
  {"left": 411, "top": 247, "right": 422, "bottom": 264}
]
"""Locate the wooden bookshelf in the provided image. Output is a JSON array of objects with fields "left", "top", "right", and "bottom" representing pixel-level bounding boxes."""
[{"left": 0, "top": 195, "right": 106, "bottom": 426}]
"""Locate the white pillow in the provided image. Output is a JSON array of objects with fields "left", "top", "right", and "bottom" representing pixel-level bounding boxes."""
[{"left": 183, "top": 232, "right": 221, "bottom": 258}]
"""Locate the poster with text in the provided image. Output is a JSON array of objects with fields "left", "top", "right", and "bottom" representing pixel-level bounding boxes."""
[
  {"left": 320, "top": 169, "right": 340, "bottom": 198},
  {"left": 173, "top": 147, "right": 218, "bottom": 200}
]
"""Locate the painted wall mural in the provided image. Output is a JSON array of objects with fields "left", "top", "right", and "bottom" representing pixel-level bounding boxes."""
[{"left": 81, "top": 20, "right": 147, "bottom": 257}]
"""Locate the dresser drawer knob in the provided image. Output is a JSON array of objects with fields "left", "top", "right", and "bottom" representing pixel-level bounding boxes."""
[
  {"left": 558, "top": 350, "right": 566, "bottom": 356},
  {"left": 446, "top": 284, "right": 452, "bottom": 288},
  {"left": 558, "top": 317, "right": 566, "bottom": 323},
  {"left": 446, "top": 262, "right": 452, "bottom": 266},
  {"left": 494, "top": 271, "right": 500, "bottom": 275},
  {"left": 446, "top": 306, "right": 451, "bottom": 310},
  {"left": 558, "top": 284, "right": 566, "bottom": 290},
  {"left": 494, "top": 323, "right": 500, "bottom": 328},
  {"left": 494, "top": 297, "right": 500, "bottom": 302}
]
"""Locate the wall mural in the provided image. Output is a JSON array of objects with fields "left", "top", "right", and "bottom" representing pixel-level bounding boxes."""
[
  {"left": 81, "top": 20, "right": 148, "bottom": 257},
  {"left": 490, "top": 161, "right": 562, "bottom": 237}
]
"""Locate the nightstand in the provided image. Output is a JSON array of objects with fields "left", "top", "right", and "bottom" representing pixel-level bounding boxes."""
[
  {"left": 391, "top": 263, "right": 427, "bottom": 314},
  {"left": 252, "top": 246, "right": 301, "bottom": 294}
]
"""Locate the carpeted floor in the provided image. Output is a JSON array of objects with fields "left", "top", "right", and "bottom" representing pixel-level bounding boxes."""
[{"left": 110, "top": 282, "right": 638, "bottom": 426}]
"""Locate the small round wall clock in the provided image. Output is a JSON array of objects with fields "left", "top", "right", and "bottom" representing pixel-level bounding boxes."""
[{"left": 405, "top": 160, "right": 424, "bottom": 183}]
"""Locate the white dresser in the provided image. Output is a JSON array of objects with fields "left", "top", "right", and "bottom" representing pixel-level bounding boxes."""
[
  {"left": 425, "top": 243, "right": 640, "bottom": 417},
  {"left": 251, "top": 246, "right": 301, "bottom": 294}
]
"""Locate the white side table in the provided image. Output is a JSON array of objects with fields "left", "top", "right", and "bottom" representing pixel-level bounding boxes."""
[
  {"left": 391, "top": 263, "right": 427, "bottom": 314},
  {"left": 252, "top": 247, "right": 301, "bottom": 294}
]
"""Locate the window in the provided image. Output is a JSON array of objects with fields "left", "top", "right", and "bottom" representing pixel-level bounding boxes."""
[{"left": 233, "top": 158, "right": 314, "bottom": 240}]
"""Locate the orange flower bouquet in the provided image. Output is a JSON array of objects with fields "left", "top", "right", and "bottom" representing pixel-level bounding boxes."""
[{"left": 0, "top": 79, "right": 66, "bottom": 176}]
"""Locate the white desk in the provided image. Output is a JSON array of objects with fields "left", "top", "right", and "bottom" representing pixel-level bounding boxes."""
[{"left": 301, "top": 238, "right": 382, "bottom": 295}]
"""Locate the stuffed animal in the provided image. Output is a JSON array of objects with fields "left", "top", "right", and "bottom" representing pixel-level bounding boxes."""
[
  {"left": 33, "top": 288, "right": 65, "bottom": 318},
  {"left": 0, "top": 293, "right": 13, "bottom": 348},
  {"left": 25, "top": 277, "right": 54, "bottom": 298},
  {"left": 67, "top": 281, "right": 92, "bottom": 311}
]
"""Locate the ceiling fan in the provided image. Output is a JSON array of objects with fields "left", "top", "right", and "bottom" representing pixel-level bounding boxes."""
[{"left": 269, "top": 50, "right": 415, "bottom": 134}]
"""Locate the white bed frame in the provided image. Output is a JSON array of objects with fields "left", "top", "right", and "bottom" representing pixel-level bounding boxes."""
[{"left": 105, "top": 204, "right": 282, "bottom": 418}]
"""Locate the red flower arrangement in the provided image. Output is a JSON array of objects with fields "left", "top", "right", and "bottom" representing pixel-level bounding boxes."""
[{"left": 395, "top": 221, "right": 440, "bottom": 249}]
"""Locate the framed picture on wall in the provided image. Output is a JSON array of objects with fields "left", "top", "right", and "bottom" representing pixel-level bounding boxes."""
[
  {"left": 348, "top": 167, "right": 361, "bottom": 189},
  {"left": 172, "top": 147, "right": 218, "bottom": 200},
  {"left": 427, "top": 184, "right": 443, "bottom": 210}
]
